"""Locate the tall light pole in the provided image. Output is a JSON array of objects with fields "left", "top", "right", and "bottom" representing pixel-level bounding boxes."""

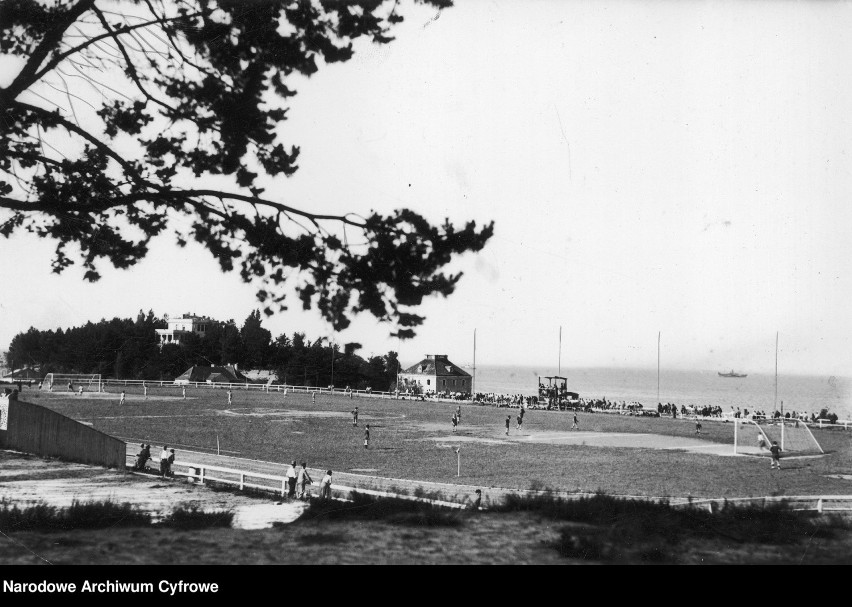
[
  {"left": 774, "top": 331, "right": 779, "bottom": 415},
  {"left": 558, "top": 325, "right": 562, "bottom": 376},
  {"left": 472, "top": 328, "right": 477, "bottom": 396}
]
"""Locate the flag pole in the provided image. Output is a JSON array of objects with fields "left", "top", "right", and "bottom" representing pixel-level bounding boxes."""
[
  {"left": 657, "top": 331, "right": 661, "bottom": 406},
  {"left": 774, "top": 332, "right": 779, "bottom": 415},
  {"left": 472, "top": 328, "right": 477, "bottom": 397}
]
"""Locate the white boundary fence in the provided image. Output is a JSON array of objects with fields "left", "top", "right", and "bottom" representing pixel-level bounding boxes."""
[
  {"left": 104, "top": 378, "right": 402, "bottom": 400},
  {"left": 125, "top": 453, "right": 852, "bottom": 514},
  {"left": 129, "top": 456, "right": 467, "bottom": 509}
]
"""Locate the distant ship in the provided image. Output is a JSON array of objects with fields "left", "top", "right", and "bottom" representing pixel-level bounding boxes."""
[{"left": 718, "top": 370, "right": 747, "bottom": 378}]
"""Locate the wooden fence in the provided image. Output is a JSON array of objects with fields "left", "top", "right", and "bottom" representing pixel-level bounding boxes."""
[{"left": 0, "top": 399, "right": 125, "bottom": 469}]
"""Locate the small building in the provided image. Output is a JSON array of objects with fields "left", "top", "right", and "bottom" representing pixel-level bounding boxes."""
[
  {"left": 156, "top": 313, "right": 214, "bottom": 347},
  {"left": 2, "top": 367, "right": 42, "bottom": 381},
  {"left": 399, "top": 354, "right": 471, "bottom": 394},
  {"left": 174, "top": 365, "right": 246, "bottom": 385}
]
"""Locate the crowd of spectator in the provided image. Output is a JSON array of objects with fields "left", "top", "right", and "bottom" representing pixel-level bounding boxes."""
[{"left": 394, "top": 388, "right": 841, "bottom": 425}]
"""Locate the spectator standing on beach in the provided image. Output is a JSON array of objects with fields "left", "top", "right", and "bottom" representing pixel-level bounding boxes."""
[
  {"left": 505, "top": 415, "right": 510, "bottom": 436},
  {"left": 352, "top": 407, "right": 359, "bottom": 426},
  {"left": 286, "top": 461, "right": 297, "bottom": 498},
  {"left": 119, "top": 391, "right": 126, "bottom": 405},
  {"left": 770, "top": 441, "right": 782, "bottom": 470},
  {"left": 364, "top": 424, "right": 371, "bottom": 449},
  {"left": 297, "top": 462, "right": 313, "bottom": 499},
  {"left": 319, "top": 470, "right": 333, "bottom": 499},
  {"left": 572, "top": 413, "right": 579, "bottom": 430},
  {"left": 159, "top": 445, "right": 170, "bottom": 477}
]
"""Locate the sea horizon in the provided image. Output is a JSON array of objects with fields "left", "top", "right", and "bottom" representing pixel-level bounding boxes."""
[{"left": 458, "top": 364, "right": 852, "bottom": 420}]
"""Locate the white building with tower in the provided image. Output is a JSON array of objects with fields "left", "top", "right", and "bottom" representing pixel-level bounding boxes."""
[{"left": 155, "top": 313, "right": 214, "bottom": 347}]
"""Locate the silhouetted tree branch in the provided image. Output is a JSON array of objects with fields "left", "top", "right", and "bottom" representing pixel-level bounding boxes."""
[{"left": 0, "top": 0, "right": 492, "bottom": 338}]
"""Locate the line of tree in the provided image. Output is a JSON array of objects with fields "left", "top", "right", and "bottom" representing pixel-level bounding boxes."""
[{"left": 5, "top": 309, "right": 401, "bottom": 391}]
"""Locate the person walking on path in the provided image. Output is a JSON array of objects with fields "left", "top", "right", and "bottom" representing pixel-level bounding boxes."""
[
  {"left": 227, "top": 389, "right": 232, "bottom": 405},
  {"left": 505, "top": 415, "right": 511, "bottom": 436},
  {"left": 352, "top": 407, "right": 359, "bottom": 426},
  {"left": 364, "top": 424, "right": 371, "bottom": 449},
  {"left": 571, "top": 413, "right": 579, "bottom": 430},
  {"left": 319, "top": 470, "right": 333, "bottom": 500},
  {"left": 297, "top": 462, "right": 313, "bottom": 499},
  {"left": 286, "top": 461, "right": 297, "bottom": 498},
  {"left": 770, "top": 441, "right": 783, "bottom": 470},
  {"left": 159, "top": 445, "right": 170, "bottom": 478},
  {"left": 119, "top": 391, "right": 126, "bottom": 405}
]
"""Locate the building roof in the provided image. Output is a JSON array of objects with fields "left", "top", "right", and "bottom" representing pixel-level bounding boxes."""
[
  {"left": 174, "top": 365, "right": 247, "bottom": 384},
  {"left": 402, "top": 354, "right": 471, "bottom": 378},
  {"left": 3, "top": 367, "right": 42, "bottom": 380}
]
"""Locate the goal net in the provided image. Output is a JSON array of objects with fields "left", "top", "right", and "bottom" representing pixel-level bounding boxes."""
[
  {"left": 734, "top": 418, "right": 823, "bottom": 456},
  {"left": 43, "top": 373, "right": 103, "bottom": 392}
]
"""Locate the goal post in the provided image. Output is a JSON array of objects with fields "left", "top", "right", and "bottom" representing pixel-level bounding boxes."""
[
  {"left": 43, "top": 373, "right": 103, "bottom": 393},
  {"left": 734, "top": 417, "right": 823, "bottom": 456}
]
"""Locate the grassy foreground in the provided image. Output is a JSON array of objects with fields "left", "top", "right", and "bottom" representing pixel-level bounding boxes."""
[{"left": 1, "top": 492, "right": 850, "bottom": 565}]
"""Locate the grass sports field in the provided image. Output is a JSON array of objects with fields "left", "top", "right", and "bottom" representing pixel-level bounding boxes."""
[{"left": 19, "top": 384, "right": 852, "bottom": 500}]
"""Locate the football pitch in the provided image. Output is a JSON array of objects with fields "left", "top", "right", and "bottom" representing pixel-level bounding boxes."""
[{"left": 19, "top": 384, "right": 852, "bottom": 500}]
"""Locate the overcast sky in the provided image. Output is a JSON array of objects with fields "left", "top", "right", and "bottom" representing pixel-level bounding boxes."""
[{"left": 2, "top": 0, "right": 850, "bottom": 376}]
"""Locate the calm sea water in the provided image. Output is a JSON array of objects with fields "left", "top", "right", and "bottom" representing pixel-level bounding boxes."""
[{"left": 469, "top": 366, "right": 852, "bottom": 420}]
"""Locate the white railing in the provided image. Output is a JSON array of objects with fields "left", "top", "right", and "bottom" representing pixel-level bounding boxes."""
[
  {"left": 125, "top": 454, "right": 852, "bottom": 515},
  {"left": 104, "top": 379, "right": 399, "bottom": 399},
  {"left": 681, "top": 495, "right": 852, "bottom": 513},
  {"left": 815, "top": 418, "right": 852, "bottom": 430},
  {"left": 128, "top": 457, "right": 467, "bottom": 509}
]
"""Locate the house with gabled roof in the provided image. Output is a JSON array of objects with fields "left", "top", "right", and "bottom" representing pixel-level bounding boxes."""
[
  {"left": 174, "top": 364, "right": 247, "bottom": 385},
  {"left": 399, "top": 354, "right": 471, "bottom": 394}
]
